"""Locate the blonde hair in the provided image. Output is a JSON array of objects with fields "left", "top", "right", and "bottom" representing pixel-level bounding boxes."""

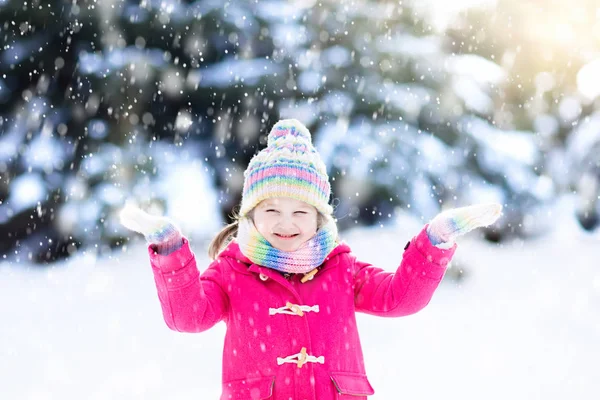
[
  {"left": 208, "top": 210, "right": 331, "bottom": 260},
  {"left": 208, "top": 220, "right": 240, "bottom": 260}
]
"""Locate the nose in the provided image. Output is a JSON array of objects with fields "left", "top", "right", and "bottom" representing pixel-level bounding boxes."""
[{"left": 274, "top": 216, "right": 295, "bottom": 232}]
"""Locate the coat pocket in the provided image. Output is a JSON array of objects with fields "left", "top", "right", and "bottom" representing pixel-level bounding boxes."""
[
  {"left": 221, "top": 376, "right": 275, "bottom": 400},
  {"left": 330, "top": 371, "right": 375, "bottom": 397}
]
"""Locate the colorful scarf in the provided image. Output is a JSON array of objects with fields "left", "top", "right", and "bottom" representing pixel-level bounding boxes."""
[{"left": 236, "top": 217, "right": 338, "bottom": 274}]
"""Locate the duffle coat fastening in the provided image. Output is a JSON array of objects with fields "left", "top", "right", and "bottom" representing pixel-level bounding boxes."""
[{"left": 148, "top": 226, "right": 456, "bottom": 400}]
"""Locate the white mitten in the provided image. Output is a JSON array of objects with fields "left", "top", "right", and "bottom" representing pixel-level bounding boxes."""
[
  {"left": 119, "top": 203, "right": 183, "bottom": 255},
  {"left": 427, "top": 203, "right": 503, "bottom": 248}
]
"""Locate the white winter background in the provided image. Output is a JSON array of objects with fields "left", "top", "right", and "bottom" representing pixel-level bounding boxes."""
[
  {"left": 2, "top": 0, "right": 600, "bottom": 398},
  {"left": 1, "top": 193, "right": 599, "bottom": 399}
]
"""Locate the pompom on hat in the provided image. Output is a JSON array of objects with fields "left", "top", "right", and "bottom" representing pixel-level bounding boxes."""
[{"left": 239, "top": 119, "right": 333, "bottom": 217}]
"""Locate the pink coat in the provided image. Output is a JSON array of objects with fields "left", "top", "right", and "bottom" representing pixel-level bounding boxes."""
[{"left": 148, "top": 226, "right": 456, "bottom": 400}]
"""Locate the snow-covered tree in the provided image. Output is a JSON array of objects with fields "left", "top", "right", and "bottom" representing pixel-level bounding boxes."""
[{"left": 3, "top": 0, "right": 594, "bottom": 264}]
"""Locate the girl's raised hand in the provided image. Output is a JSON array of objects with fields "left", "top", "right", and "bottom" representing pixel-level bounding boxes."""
[
  {"left": 119, "top": 202, "right": 183, "bottom": 254},
  {"left": 426, "top": 203, "right": 503, "bottom": 248}
]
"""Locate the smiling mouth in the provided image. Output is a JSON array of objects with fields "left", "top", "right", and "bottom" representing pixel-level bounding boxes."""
[{"left": 274, "top": 233, "right": 299, "bottom": 239}]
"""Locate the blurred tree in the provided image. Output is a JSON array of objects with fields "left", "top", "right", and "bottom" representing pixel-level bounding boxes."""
[
  {"left": 444, "top": 0, "right": 600, "bottom": 236},
  {"left": 3, "top": 0, "right": 594, "bottom": 264},
  {"left": 0, "top": 0, "right": 292, "bottom": 263},
  {"left": 446, "top": 0, "right": 600, "bottom": 135},
  {"left": 0, "top": 0, "right": 102, "bottom": 261},
  {"left": 284, "top": 1, "right": 557, "bottom": 238}
]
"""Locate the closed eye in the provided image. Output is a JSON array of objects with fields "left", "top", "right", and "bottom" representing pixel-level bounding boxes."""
[
  {"left": 294, "top": 211, "right": 308, "bottom": 215},
  {"left": 265, "top": 209, "right": 279, "bottom": 213}
]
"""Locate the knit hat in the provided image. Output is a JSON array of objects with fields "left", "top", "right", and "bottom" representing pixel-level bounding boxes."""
[{"left": 239, "top": 119, "right": 333, "bottom": 217}]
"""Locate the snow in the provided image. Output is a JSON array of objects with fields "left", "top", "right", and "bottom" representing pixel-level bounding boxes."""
[
  {"left": 22, "top": 133, "right": 67, "bottom": 173},
  {"left": 197, "top": 58, "right": 284, "bottom": 88},
  {"left": 321, "top": 46, "right": 352, "bottom": 69},
  {"left": 95, "top": 183, "right": 125, "bottom": 207},
  {"left": 79, "top": 52, "right": 104, "bottom": 75},
  {"left": 464, "top": 117, "right": 540, "bottom": 167},
  {"left": 319, "top": 91, "right": 355, "bottom": 117},
  {"left": 414, "top": 132, "right": 456, "bottom": 175},
  {"left": 0, "top": 122, "right": 26, "bottom": 163},
  {"left": 558, "top": 96, "right": 582, "bottom": 124},
  {"left": 1, "top": 0, "right": 598, "bottom": 396},
  {"left": 410, "top": 175, "right": 442, "bottom": 219},
  {"left": 378, "top": 34, "right": 443, "bottom": 58},
  {"left": 446, "top": 54, "right": 506, "bottom": 87},
  {"left": 577, "top": 58, "right": 600, "bottom": 101},
  {"left": 534, "top": 113, "right": 560, "bottom": 138},
  {"left": 1, "top": 35, "right": 45, "bottom": 65},
  {"left": 79, "top": 48, "right": 166, "bottom": 77},
  {"left": 460, "top": 176, "right": 505, "bottom": 205},
  {"left": 278, "top": 100, "right": 319, "bottom": 126},
  {"left": 123, "top": 4, "right": 151, "bottom": 23},
  {"left": 255, "top": 0, "right": 315, "bottom": 21},
  {"left": 413, "top": 0, "right": 497, "bottom": 31},
  {"left": 297, "top": 70, "right": 322, "bottom": 93},
  {"left": 314, "top": 119, "right": 352, "bottom": 167},
  {"left": 1, "top": 195, "right": 598, "bottom": 399},
  {"left": 452, "top": 76, "right": 494, "bottom": 115},
  {"left": 376, "top": 82, "right": 435, "bottom": 122},
  {"left": 5, "top": 173, "right": 47, "bottom": 214},
  {"left": 271, "top": 23, "right": 308, "bottom": 50},
  {"left": 155, "top": 160, "right": 222, "bottom": 236},
  {"left": 565, "top": 112, "right": 600, "bottom": 165},
  {"left": 88, "top": 120, "right": 109, "bottom": 140}
]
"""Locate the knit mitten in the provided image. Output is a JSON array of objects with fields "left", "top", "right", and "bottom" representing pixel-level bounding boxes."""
[
  {"left": 119, "top": 203, "right": 183, "bottom": 255},
  {"left": 427, "top": 203, "right": 503, "bottom": 248}
]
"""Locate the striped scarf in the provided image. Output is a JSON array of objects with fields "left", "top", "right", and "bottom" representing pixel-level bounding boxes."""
[{"left": 236, "top": 217, "right": 338, "bottom": 274}]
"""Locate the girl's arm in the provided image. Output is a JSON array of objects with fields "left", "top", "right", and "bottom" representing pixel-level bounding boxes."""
[
  {"left": 120, "top": 203, "right": 229, "bottom": 332},
  {"left": 148, "top": 240, "right": 229, "bottom": 332},
  {"left": 353, "top": 203, "right": 502, "bottom": 316},
  {"left": 353, "top": 225, "right": 455, "bottom": 317}
]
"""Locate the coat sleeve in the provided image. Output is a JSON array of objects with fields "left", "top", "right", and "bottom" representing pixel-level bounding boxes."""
[
  {"left": 148, "top": 238, "right": 229, "bottom": 332},
  {"left": 353, "top": 225, "right": 456, "bottom": 317}
]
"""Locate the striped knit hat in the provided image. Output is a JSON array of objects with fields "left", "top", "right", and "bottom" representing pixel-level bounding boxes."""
[{"left": 239, "top": 119, "right": 333, "bottom": 217}]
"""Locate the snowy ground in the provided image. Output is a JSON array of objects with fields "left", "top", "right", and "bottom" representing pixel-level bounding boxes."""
[{"left": 1, "top": 196, "right": 598, "bottom": 399}]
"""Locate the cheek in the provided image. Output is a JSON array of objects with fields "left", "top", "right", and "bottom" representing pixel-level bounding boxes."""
[
  {"left": 302, "top": 217, "right": 318, "bottom": 234},
  {"left": 254, "top": 216, "right": 273, "bottom": 234}
]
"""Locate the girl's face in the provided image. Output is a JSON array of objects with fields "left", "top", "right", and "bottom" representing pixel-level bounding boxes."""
[{"left": 253, "top": 197, "right": 319, "bottom": 252}]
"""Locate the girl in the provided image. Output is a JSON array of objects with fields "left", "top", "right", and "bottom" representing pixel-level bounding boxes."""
[{"left": 120, "top": 119, "right": 501, "bottom": 400}]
